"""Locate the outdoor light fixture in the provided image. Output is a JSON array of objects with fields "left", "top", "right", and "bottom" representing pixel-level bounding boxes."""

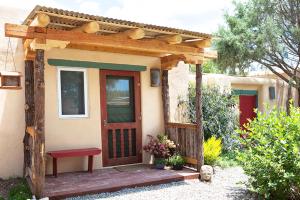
[{"left": 150, "top": 68, "right": 161, "bottom": 87}]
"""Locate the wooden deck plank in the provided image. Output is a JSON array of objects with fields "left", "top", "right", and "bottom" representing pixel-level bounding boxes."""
[{"left": 44, "top": 164, "right": 199, "bottom": 199}]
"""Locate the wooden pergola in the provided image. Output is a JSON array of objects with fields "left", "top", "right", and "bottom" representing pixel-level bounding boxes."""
[{"left": 5, "top": 5, "right": 212, "bottom": 198}]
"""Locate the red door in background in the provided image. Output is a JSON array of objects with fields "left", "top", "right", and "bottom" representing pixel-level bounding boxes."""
[{"left": 239, "top": 95, "right": 257, "bottom": 128}]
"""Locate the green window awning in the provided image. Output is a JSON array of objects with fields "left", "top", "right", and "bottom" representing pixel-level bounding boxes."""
[{"left": 48, "top": 59, "right": 147, "bottom": 72}]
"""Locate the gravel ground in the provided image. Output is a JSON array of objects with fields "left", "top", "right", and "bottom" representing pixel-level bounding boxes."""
[{"left": 67, "top": 167, "right": 257, "bottom": 200}]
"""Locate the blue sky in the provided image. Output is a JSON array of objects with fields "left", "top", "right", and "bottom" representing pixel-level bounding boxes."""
[{"left": 0, "top": 0, "right": 234, "bottom": 33}]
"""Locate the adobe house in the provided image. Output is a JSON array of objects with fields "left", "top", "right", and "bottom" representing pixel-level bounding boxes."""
[
  {"left": 2, "top": 5, "right": 213, "bottom": 198},
  {"left": 168, "top": 64, "right": 298, "bottom": 126}
]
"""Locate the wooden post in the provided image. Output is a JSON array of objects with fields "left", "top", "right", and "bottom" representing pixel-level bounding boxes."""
[
  {"left": 162, "top": 70, "right": 170, "bottom": 134},
  {"left": 33, "top": 49, "right": 46, "bottom": 198},
  {"left": 195, "top": 64, "right": 204, "bottom": 172},
  {"left": 24, "top": 60, "right": 34, "bottom": 176}
]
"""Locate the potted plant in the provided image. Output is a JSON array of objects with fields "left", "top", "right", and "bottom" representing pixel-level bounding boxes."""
[
  {"left": 168, "top": 154, "right": 185, "bottom": 170},
  {"left": 143, "top": 135, "right": 171, "bottom": 169},
  {"left": 154, "top": 157, "right": 166, "bottom": 169}
]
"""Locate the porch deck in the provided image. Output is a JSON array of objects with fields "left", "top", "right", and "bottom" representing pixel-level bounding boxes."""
[{"left": 44, "top": 164, "right": 199, "bottom": 199}]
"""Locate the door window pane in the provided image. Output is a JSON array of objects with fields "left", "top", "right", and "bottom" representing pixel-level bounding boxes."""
[
  {"left": 59, "top": 69, "right": 87, "bottom": 116},
  {"left": 106, "top": 76, "right": 135, "bottom": 123}
]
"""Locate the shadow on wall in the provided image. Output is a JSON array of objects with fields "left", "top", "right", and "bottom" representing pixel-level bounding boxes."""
[{"left": 0, "top": 39, "right": 25, "bottom": 178}]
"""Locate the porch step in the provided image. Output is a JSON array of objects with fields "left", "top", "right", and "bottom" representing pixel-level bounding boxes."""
[{"left": 44, "top": 165, "right": 199, "bottom": 199}]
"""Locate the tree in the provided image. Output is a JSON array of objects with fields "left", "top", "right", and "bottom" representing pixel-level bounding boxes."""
[
  {"left": 189, "top": 60, "right": 220, "bottom": 74},
  {"left": 216, "top": 0, "right": 300, "bottom": 105}
]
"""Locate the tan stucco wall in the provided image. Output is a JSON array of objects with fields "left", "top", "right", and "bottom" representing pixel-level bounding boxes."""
[
  {"left": 44, "top": 49, "right": 163, "bottom": 174},
  {"left": 0, "top": 7, "right": 27, "bottom": 179}
]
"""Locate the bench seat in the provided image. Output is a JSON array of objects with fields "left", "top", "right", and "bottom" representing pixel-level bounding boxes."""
[{"left": 47, "top": 148, "right": 101, "bottom": 177}]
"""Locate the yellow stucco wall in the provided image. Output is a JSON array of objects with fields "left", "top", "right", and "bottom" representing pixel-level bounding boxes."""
[
  {"left": 0, "top": 45, "right": 164, "bottom": 178},
  {"left": 44, "top": 49, "right": 163, "bottom": 174},
  {"left": 0, "top": 40, "right": 25, "bottom": 179}
]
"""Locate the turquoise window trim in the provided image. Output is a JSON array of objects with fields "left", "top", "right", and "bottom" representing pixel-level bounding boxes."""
[
  {"left": 233, "top": 89, "right": 258, "bottom": 108},
  {"left": 233, "top": 89, "right": 258, "bottom": 96},
  {"left": 48, "top": 59, "right": 147, "bottom": 72}
]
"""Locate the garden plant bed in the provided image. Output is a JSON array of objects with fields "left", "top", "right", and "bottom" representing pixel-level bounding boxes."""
[{"left": 0, "top": 178, "right": 23, "bottom": 199}]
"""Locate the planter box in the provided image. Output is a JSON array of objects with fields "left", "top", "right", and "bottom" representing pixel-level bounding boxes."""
[{"left": 0, "top": 71, "right": 22, "bottom": 89}]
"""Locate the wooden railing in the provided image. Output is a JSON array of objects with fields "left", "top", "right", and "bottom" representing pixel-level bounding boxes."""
[{"left": 165, "top": 122, "right": 198, "bottom": 165}]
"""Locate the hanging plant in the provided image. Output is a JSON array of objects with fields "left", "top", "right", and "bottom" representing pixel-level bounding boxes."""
[{"left": 0, "top": 37, "right": 22, "bottom": 89}]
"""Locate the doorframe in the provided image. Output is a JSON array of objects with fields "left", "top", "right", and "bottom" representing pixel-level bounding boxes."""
[{"left": 99, "top": 69, "right": 142, "bottom": 167}]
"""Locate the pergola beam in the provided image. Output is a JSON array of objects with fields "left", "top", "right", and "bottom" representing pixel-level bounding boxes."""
[
  {"left": 157, "top": 34, "right": 182, "bottom": 44},
  {"left": 114, "top": 28, "right": 145, "bottom": 39},
  {"left": 5, "top": 23, "right": 202, "bottom": 55},
  {"left": 183, "top": 39, "right": 211, "bottom": 48},
  {"left": 30, "top": 13, "right": 50, "bottom": 27},
  {"left": 73, "top": 21, "right": 100, "bottom": 33}
]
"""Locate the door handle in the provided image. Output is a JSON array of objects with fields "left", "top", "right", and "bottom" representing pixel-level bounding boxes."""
[{"left": 103, "top": 119, "right": 107, "bottom": 126}]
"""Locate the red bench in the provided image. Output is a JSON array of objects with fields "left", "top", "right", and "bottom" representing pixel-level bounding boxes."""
[{"left": 47, "top": 148, "right": 101, "bottom": 177}]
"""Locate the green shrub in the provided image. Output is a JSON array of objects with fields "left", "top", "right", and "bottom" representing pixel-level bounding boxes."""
[
  {"left": 168, "top": 154, "right": 185, "bottom": 166},
  {"left": 8, "top": 180, "right": 31, "bottom": 200},
  {"left": 0, "top": 196, "right": 4, "bottom": 200},
  {"left": 187, "top": 84, "right": 239, "bottom": 150},
  {"left": 215, "top": 152, "right": 239, "bottom": 168},
  {"left": 204, "top": 136, "right": 222, "bottom": 165},
  {"left": 236, "top": 106, "right": 300, "bottom": 199}
]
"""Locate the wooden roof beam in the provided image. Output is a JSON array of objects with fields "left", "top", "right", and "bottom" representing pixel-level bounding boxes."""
[
  {"left": 5, "top": 23, "right": 201, "bottom": 55},
  {"left": 113, "top": 28, "right": 145, "bottom": 39},
  {"left": 73, "top": 21, "right": 100, "bottom": 33},
  {"left": 183, "top": 39, "right": 212, "bottom": 48},
  {"left": 157, "top": 34, "right": 182, "bottom": 44},
  {"left": 161, "top": 54, "right": 204, "bottom": 70},
  {"left": 30, "top": 13, "right": 50, "bottom": 27}
]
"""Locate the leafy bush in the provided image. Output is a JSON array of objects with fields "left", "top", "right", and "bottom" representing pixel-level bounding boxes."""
[
  {"left": 236, "top": 106, "right": 300, "bottom": 199},
  {"left": 0, "top": 196, "right": 4, "bottom": 200},
  {"left": 8, "top": 179, "right": 31, "bottom": 200},
  {"left": 204, "top": 136, "right": 222, "bottom": 165},
  {"left": 187, "top": 84, "right": 239, "bottom": 150},
  {"left": 168, "top": 154, "right": 185, "bottom": 166},
  {"left": 215, "top": 152, "right": 239, "bottom": 168}
]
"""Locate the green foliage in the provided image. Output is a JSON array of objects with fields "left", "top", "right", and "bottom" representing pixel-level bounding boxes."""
[
  {"left": 187, "top": 83, "right": 239, "bottom": 150},
  {"left": 204, "top": 136, "right": 222, "bottom": 165},
  {"left": 215, "top": 152, "right": 239, "bottom": 168},
  {"left": 168, "top": 154, "right": 185, "bottom": 167},
  {"left": 0, "top": 196, "right": 4, "bottom": 200},
  {"left": 215, "top": 0, "right": 300, "bottom": 84},
  {"left": 154, "top": 158, "right": 166, "bottom": 165},
  {"left": 8, "top": 180, "right": 31, "bottom": 200},
  {"left": 236, "top": 106, "right": 300, "bottom": 199},
  {"left": 189, "top": 61, "right": 221, "bottom": 74}
]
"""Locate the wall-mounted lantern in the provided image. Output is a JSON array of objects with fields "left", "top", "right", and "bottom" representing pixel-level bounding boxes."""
[
  {"left": 150, "top": 68, "right": 161, "bottom": 87},
  {"left": 0, "top": 71, "right": 22, "bottom": 89}
]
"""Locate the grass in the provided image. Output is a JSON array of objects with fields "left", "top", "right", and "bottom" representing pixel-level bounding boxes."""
[
  {"left": 8, "top": 179, "right": 31, "bottom": 200},
  {"left": 215, "top": 152, "right": 239, "bottom": 168}
]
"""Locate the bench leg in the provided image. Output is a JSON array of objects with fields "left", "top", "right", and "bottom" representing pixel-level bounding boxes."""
[
  {"left": 88, "top": 155, "right": 93, "bottom": 173},
  {"left": 53, "top": 158, "right": 57, "bottom": 177}
]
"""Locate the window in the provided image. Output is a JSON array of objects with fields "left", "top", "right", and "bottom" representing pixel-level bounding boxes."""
[{"left": 57, "top": 67, "right": 88, "bottom": 118}]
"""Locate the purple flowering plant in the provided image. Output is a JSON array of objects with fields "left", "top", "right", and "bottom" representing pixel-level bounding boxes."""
[{"left": 143, "top": 135, "right": 171, "bottom": 158}]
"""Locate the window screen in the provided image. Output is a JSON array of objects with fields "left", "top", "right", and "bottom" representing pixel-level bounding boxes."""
[{"left": 59, "top": 70, "right": 86, "bottom": 116}]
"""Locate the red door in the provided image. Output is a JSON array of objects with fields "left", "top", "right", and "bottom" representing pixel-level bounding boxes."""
[
  {"left": 239, "top": 95, "right": 257, "bottom": 128},
  {"left": 100, "top": 70, "right": 142, "bottom": 167}
]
